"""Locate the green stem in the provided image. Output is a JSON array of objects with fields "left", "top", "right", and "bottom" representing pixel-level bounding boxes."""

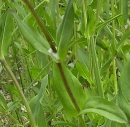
[
  {"left": 111, "top": 0, "right": 117, "bottom": 94},
  {"left": 90, "top": 37, "right": 104, "bottom": 97},
  {"left": 82, "top": 0, "right": 87, "bottom": 29},
  {"left": 22, "top": 0, "right": 81, "bottom": 113},
  {"left": 0, "top": 59, "right": 36, "bottom": 127}
]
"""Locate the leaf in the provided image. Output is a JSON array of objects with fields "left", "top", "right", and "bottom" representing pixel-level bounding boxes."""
[
  {"left": 0, "top": 92, "right": 8, "bottom": 113},
  {"left": 121, "top": 0, "right": 128, "bottom": 24},
  {"left": 51, "top": 121, "right": 77, "bottom": 127},
  {"left": 100, "top": 58, "right": 113, "bottom": 77},
  {"left": 85, "top": 6, "right": 96, "bottom": 38},
  {"left": 56, "top": 0, "right": 74, "bottom": 60},
  {"left": 96, "top": 37, "right": 109, "bottom": 51},
  {"left": 9, "top": 9, "right": 50, "bottom": 55},
  {"left": 77, "top": 48, "right": 89, "bottom": 68},
  {"left": 29, "top": 75, "right": 48, "bottom": 127},
  {"left": 79, "top": 96, "right": 128, "bottom": 123},
  {"left": 117, "top": 91, "right": 130, "bottom": 120},
  {"left": 96, "top": 14, "right": 122, "bottom": 32},
  {"left": 0, "top": 10, "right": 13, "bottom": 59},
  {"left": 76, "top": 62, "right": 94, "bottom": 85},
  {"left": 117, "top": 30, "right": 130, "bottom": 50},
  {"left": 119, "top": 60, "right": 130, "bottom": 102},
  {"left": 53, "top": 63, "right": 87, "bottom": 116}
]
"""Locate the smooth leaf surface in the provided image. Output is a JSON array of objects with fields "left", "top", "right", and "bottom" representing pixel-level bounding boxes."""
[
  {"left": 56, "top": 0, "right": 74, "bottom": 60},
  {"left": 10, "top": 10, "right": 50, "bottom": 55},
  {"left": 0, "top": 11, "right": 13, "bottom": 59},
  {"left": 117, "top": 91, "right": 130, "bottom": 120},
  {"left": 119, "top": 60, "right": 130, "bottom": 102},
  {"left": 53, "top": 63, "right": 86, "bottom": 116},
  {"left": 79, "top": 96, "right": 128, "bottom": 123},
  {"left": 29, "top": 75, "right": 48, "bottom": 127},
  {"left": 76, "top": 62, "right": 93, "bottom": 85}
]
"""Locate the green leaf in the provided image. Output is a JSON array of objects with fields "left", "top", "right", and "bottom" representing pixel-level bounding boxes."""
[
  {"left": 119, "top": 60, "right": 130, "bottom": 102},
  {"left": 79, "top": 97, "right": 128, "bottom": 123},
  {"left": 9, "top": 9, "right": 50, "bottom": 55},
  {"left": 117, "top": 91, "right": 130, "bottom": 120},
  {"left": 76, "top": 62, "right": 94, "bottom": 85},
  {"left": 29, "top": 75, "right": 48, "bottom": 127},
  {"left": 121, "top": 0, "right": 128, "bottom": 24},
  {"left": 0, "top": 92, "right": 8, "bottom": 113},
  {"left": 117, "top": 30, "right": 130, "bottom": 50},
  {"left": 100, "top": 58, "right": 113, "bottom": 77},
  {"left": 77, "top": 48, "right": 89, "bottom": 68},
  {"left": 96, "top": 37, "right": 109, "bottom": 51},
  {"left": 85, "top": 6, "right": 96, "bottom": 38},
  {"left": 56, "top": 0, "right": 74, "bottom": 60},
  {"left": 51, "top": 121, "right": 77, "bottom": 127},
  {"left": 53, "top": 63, "right": 87, "bottom": 116},
  {"left": 0, "top": 10, "right": 13, "bottom": 59},
  {"left": 96, "top": 14, "right": 122, "bottom": 32}
]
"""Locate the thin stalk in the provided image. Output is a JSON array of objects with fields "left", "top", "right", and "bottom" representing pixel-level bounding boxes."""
[
  {"left": 22, "top": 0, "right": 57, "bottom": 53},
  {"left": 0, "top": 59, "right": 36, "bottom": 127},
  {"left": 57, "top": 63, "right": 80, "bottom": 112},
  {"left": 90, "top": 37, "right": 104, "bottom": 97},
  {"left": 22, "top": 0, "right": 81, "bottom": 114},
  {"left": 111, "top": 0, "right": 117, "bottom": 94},
  {"left": 82, "top": 0, "right": 87, "bottom": 31}
]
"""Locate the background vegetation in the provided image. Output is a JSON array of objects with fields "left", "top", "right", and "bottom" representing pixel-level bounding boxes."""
[{"left": 0, "top": 0, "right": 130, "bottom": 126}]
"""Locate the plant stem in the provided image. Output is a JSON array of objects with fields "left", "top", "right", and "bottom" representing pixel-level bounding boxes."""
[
  {"left": 57, "top": 63, "right": 80, "bottom": 112},
  {"left": 0, "top": 59, "right": 36, "bottom": 127},
  {"left": 22, "top": 0, "right": 57, "bottom": 53},
  {"left": 111, "top": 0, "right": 117, "bottom": 94},
  {"left": 90, "top": 37, "right": 104, "bottom": 97},
  {"left": 22, "top": 0, "right": 81, "bottom": 114}
]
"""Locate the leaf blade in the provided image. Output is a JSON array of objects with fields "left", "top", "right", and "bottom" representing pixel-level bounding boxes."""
[
  {"left": 79, "top": 97, "right": 128, "bottom": 123},
  {"left": 56, "top": 0, "right": 74, "bottom": 60}
]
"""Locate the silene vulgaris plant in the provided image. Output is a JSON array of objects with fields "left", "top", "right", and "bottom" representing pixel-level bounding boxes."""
[{"left": 0, "top": 0, "right": 130, "bottom": 126}]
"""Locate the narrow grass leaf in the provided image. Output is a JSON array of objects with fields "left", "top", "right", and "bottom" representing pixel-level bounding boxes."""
[
  {"left": 117, "top": 30, "right": 130, "bottom": 49},
  {"left": 10, "top": 10, "right": 50, "bottom": 55},
  {"left": 79, "top": 96, "right": 128, "bottom": 123},
  {"left": 96, "top": 14, "right": 121, "bottom": 31},
  {"left": 56, "top": 0, "right": 74, "bottom": 60},
  {"left": 0, "top": 11, "right": 13, "bottom": 59},
  {"left": 53, "top": 63, "right": 87, "bottom": 116}
]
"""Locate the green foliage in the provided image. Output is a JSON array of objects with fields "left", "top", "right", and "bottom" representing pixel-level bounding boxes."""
[
  {"left": 0, "top": 0, "right": 130, "bottom": 126},
  {"left": 0, "top": 11, "right": 13, "bottom": 59},
  {"left": 53, "top": 63, "right": 86, "bottom": 116},
  {"left": 56, "top": 0, "right": 74, "bottom": 60},
  {"left": 79, "top": 96, "right": 128, "bottom": 123}
]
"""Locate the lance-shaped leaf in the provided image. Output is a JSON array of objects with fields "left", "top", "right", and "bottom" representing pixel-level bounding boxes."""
[
  {"left": 10, "top": 10, "right": 50, "bottom": 55},
  {"left": 29, "top": 75, "right": 48, "bottom": 127},
  {"left": 79, "top": 96, "right": 128, "bottom": 123},
  {"left": 53, "top": 63, "right": 86, "bottom": 116},
  {"left": 56, "top": 0, "right": 74, "bottom": 60},
  {"left": 0, "top": 11, "right": 13, "bottom": 59}
]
